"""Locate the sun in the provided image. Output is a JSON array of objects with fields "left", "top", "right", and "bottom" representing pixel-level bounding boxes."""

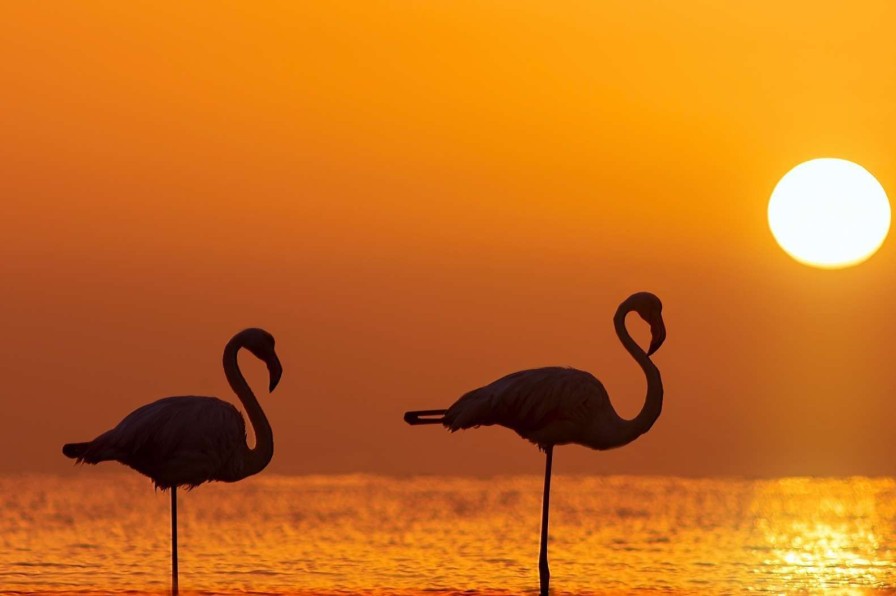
[{"left": 768, "top": 158, "right": 890, "bottom": 269}]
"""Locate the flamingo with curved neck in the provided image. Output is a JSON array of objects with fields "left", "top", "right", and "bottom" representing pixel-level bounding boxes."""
[
  {"left": 404, "top": 292, "right": 667, "bottom": 596},
  {"left": 63, "top": 327, "right": 282, "bottom": 594}
]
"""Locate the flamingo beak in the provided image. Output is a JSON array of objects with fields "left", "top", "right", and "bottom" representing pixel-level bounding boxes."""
[
  {"left": 647, "top": 318, "right": 666, "bottom": 356},
  {"left": 267, "top": 354, "right": 283, "bottom": 392}
]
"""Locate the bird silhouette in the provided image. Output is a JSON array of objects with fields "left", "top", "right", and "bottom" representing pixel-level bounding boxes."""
[
  {"left": 62, "top": 327, "right": 282, "bottom": 594},
  {"left": 404, "top": 292, "right": 666, "bottom": 596}
]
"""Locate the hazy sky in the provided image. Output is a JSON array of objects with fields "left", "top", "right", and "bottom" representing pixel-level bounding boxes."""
[{"left": 3, "top": 1, "right": 896, "bottom": 477}]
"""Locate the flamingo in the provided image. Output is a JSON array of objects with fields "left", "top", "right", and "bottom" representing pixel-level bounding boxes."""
[
  {"left": 404, "top": 292, "right": 666, "bottom": 596},
  {"left": 62, "top": 327, "right": 282, "bottom": 594}
]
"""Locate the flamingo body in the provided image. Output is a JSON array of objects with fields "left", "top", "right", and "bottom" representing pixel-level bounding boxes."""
[
  {"left": 64, "top": 396, "right": 251, "bottom": 489},
  {"left": 445, "top": 366, "right": 620, "bottom": 449}
]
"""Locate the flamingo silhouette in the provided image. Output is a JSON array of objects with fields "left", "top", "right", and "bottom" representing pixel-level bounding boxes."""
[
  {"left": 62, "top": 327, "right": 282, "bottom": 594},
  {"left": 404, "top": 292, "right": 666, "bottom": 596}
]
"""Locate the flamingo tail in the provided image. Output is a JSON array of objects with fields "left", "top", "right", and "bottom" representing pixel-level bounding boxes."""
[
  {"left": 62, "top": 442, "right": 92, "bottom": 460},
  {"left": 62, "top": 441, "right": 116, "bottom": 463},
  {"left": 403, "top": 409, "right": 448, "bottom": 425}
]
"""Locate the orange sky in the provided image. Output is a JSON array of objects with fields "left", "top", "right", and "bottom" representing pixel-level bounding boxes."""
[{"left": 3, "top": 1, "right": 896, "bottom": 477}]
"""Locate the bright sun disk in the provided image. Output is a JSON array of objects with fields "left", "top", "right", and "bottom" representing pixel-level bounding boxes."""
[{"left": 768, "top": 158, "right": 890, "bottom": 269}]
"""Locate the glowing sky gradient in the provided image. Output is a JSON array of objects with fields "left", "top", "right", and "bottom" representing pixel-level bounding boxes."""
[{"left": 2, "top": 1, "right": 896, "bottom": 476}]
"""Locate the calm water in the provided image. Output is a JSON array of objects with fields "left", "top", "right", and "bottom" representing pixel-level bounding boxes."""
[{"left": 3, "top": 474, "right": 896, "bottom": 595}]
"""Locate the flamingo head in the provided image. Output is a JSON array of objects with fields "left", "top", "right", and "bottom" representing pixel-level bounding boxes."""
[
  {"left": 624, "top": 292, "right": 666, "bottom": 356},
  {"left": 238, "top": 328, "right": 283, "bottom": 392}
]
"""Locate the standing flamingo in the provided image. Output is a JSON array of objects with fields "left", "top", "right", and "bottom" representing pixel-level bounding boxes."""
[
  {"left": 62, "top": 327, "right": 282, "bottom": 594},
  {"left": 404, "top": 292, "right": 666, "bottom": 596}
]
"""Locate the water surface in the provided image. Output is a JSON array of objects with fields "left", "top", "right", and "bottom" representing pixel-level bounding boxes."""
[{"left": 3, "top": 474, "right": 896, "bottom": 594}]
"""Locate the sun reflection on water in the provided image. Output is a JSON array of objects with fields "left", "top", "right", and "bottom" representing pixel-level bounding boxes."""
[{"left": 751, "top": 478, "right": 894, "bottom": 592}]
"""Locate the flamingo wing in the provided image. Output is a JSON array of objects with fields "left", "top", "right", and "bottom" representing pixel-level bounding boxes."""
[
  {"left": 81, "top": 396, "right": 247, "bottom": 488},
  {"left": 443, "top": 366, "right": 610, "bottom": 446}
]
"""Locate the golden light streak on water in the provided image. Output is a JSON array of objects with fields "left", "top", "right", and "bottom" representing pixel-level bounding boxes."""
[{"left": 751, "top": 477, "right": 892, "bottom": 592}]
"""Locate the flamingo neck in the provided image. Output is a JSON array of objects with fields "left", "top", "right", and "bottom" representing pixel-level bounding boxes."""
[
  {"left": 605, "top": 305, "right": 663, "bottom": 448},
  {"left": 223, "top": 338, "right": 274, "bottom": 479}
]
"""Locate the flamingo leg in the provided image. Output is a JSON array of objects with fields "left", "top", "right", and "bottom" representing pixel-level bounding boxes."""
[
  {"left": 539, "top": 445, "right": 553, "bottom": 596},
  {"left": 171, "top": 486, "right": 179, "bottom": 595}
]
